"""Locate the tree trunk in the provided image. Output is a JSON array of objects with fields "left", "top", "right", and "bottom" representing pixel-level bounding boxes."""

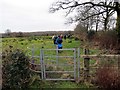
[
  {"left": 115, "top": 2, "right": 120, "bottom": 45},
  {"left": 104, "top": 18, "right": 108, "bottom": 31},
  {"left": 95, "top": 15, "right": 99, "bottom": 32},
  {"left": 116, "top": 9, "right": 120, "bottom": 44},
  {"left": 95, "top": 21, "right": 98, "bottom": 32}
]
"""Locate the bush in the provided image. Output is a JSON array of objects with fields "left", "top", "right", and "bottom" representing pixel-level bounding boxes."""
[
  {"left": 2, "top": 49, "right": 30, "bottom": 89},
  {"left": 74, "top": 23, "right": 87, "bottom": 41},
  {"left": 96, "top": 31, "right": 118, "bottom": 50},
  {"left": 74, "top": 37, "right": 79, "bottom": 41},
  {"left": 87, "top": 30, "right": 95, "bottom": 41},
  {"left": 96, "top": 64, "right": 120, "bottom": 89}
]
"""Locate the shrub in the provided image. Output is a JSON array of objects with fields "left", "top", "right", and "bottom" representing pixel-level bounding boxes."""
[
  {"left": 2, "top": 49, "right": 30, "bottom": 89},
  {"left": 96, "top": 64, "right": 120, "bottom": 89},
  {"left": 19, "top": 38, "right": 24, "bottom": 41},
  {"left": 68, "top": 40, "right": 72, "bottom": 43},
  {"left": 96, "top": 31, "right": 118, "bottom": 50},
  {"left": 87, "top": 30, "right": 95, "bottom": 41},
  {"left": 74, "top": 23, "right": 87, "bottom": 41},
  {"left": 74, "top": 37, "right": 79, "bottom": 41}
]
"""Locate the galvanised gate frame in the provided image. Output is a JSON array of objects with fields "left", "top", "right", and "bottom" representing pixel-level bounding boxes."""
[
  {"left": 30, "top": 48, "right": 80, "bottom": 81},
  {"left": 29, "top": 47, "right": 120, "bottom": 81}
]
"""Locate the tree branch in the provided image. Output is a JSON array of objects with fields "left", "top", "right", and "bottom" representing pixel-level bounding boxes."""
[{"left": 80, "top": 10, "right": 107, "bottom": 21}]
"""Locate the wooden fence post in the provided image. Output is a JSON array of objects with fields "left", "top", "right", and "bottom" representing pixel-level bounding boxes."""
[
  {"left": 118, "top": 55, "right": 120, "bottom": 77},
  {"left": 84, "top": 48, "right": 90, "bottom": 82}
]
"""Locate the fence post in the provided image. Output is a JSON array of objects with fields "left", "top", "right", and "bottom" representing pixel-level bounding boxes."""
[
  {"left": 74, "top": 49, "right": 77, "bottom": 80},
  {"left": 84, "top": 48, "right": 90, "bottom": 82},
  {"left": 40, "top": 49, "right": 44, "bottom": 80},
  {"left": 118, "top": 55, "right": 120, "bottom": 77},
  {"left": 31, "top": 45, "right": 35, "bottom": 70},
  {"left": 77, "top": 48, "right": 80, "bottom": 80},
  {"left": 31, "top": 44, "right": 34, "bottom": 59},
  {"left": 56, "top": 45, "right": 59, "bottom": 65}
]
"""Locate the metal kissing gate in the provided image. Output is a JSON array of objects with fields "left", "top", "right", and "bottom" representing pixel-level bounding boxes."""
[
  {"left": 29, "top": 47, "right": 120, "bottom": 81},
  {"left": 29, "top": 48, "right": 80, "bottom": 81}
]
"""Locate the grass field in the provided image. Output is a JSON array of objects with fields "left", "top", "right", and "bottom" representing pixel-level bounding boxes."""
[
  {"left": 2, "top": 36, "right": 100, "bottom": 67},
  {"left": 1, "top": 36, "right": 101, "bottom": 88},
  {"left": 2, "top": 36, "right": 119, "bottom": 88},
  {"left": 2, "top": 36, "right": 80, "bottom": 51}
]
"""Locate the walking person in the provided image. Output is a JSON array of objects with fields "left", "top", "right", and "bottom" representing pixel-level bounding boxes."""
[
  {"left": 64, "top": 34, "right": 67, "bottom": 40},
  {"left": 56, "top": 35, "right": 63, "bottom": 50},
  {"left": 52, "top": 35, "right": 57, "bottom": 45}
]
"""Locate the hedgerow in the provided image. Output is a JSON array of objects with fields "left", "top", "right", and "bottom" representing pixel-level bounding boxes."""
[{"left": 2, "top": 48, "right": 30, "bottom": 89}]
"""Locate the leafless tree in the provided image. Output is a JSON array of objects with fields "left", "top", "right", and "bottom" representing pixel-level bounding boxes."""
[
  {"left": 5, "top": 29, "right": 11, "bottom": 36},
  {"left": 49, "top": 0, "right": 120, "bottom": 43}
]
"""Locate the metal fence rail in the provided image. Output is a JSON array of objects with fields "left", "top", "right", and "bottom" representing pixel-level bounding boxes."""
[
  {"left": 29, "top": 48, "right": 80, "bottom": 81},
  {"left": 41, "top": 48, "right": 77, "bottom": 80},
  {"left": 28, "top": 47, "right": 120, "bottom": 81},
  {"left": 80, "top": 53, "right": 120, "bottom": 82}
]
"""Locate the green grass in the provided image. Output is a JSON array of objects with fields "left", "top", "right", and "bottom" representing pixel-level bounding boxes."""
[
  {"left": 2, "top": 36, "right": 82, "bottom": 65},
  {"left": 2, "top": 36, "right": 102, "bottom": 72},
  {"left": 2, "top": 36, "right": 82, "bottom": 58},
  {"left": 29, "top": 79, "right": 94, "bottom": 88},
  {"left": 2, "top": 36, "right": 100, "bottom": 88},
  {"left": 54, "top": 81, "right": 85, "bottom": 88},
  {"left": 2, "top": 36, "right": 100, "bottom": 55}
]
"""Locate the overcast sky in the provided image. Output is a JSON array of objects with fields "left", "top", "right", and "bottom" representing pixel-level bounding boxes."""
[{"left": 0, "top": 0, "right": 76, "bottom": 33}]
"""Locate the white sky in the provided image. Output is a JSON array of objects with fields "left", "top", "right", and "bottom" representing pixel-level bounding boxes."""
[{"left": 0, "top": 0, "right": 76, "bottom": 33}]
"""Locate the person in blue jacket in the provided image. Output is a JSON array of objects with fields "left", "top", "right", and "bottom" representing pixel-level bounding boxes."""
[{"left": 56, "top": 35, "right": 63, "bottom": 49}]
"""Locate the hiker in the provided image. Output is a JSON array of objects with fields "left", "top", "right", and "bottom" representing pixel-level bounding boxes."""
[
  {"left": 64, "top": 34, "right": 67, "bottom": 40},
  {"left": 52, "top": 35, "right": 55, "bottom": 40},
  {"left": 60, "top": 34, "right": 63, "bottom": 38},
  {"left": 52, "top": 35, "right": 57, "bottom": 45},
  {"left": 56, "top": 35, "right": 63, "bottom": 49}
]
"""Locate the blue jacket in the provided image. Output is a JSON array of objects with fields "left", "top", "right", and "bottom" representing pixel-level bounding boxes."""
[{"left": 58, "top": 43, "right": 62, "bottom": 48}]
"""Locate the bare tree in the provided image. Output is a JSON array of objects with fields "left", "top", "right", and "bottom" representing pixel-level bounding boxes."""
[
  {"left": 95, "top": 15, "right": 100, "bottom": 32},
  {"left": 107, "top": 16, "right": 116, "bottom": 30},
  {"left": 76, "top": 6, "right": 96, "bottom": 31},
  {"left": 5, "top": 29, "right": 11, "bottom": 36},
  {"left": 49, "top": 0, "right": 120, "bottom": 43}
]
